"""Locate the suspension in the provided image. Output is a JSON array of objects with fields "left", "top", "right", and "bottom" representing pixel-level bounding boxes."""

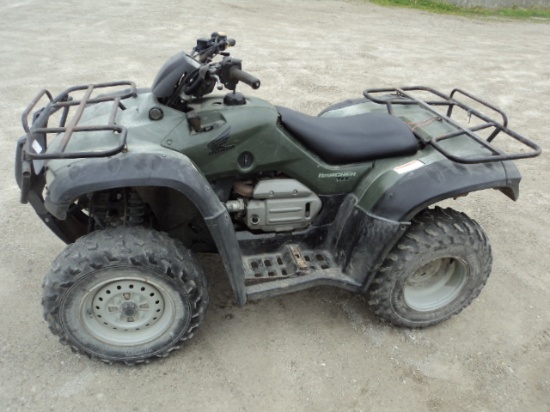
[
  {"left": 127, "top": 190, "right": 146, "bottom": 226},
  {"left": 83, "top": 188, "right": 150, "bottom": 230}
]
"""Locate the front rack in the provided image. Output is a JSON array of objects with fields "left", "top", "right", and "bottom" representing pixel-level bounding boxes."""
[
  {"left": 22, "top": 81, "right": 137, "bottom": 161},
  {"left": 363, "top": 86, "right": 541, "bottom": 164}
]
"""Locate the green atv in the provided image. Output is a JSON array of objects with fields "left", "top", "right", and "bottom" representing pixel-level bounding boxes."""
[{"left": 15, "top": 33, "right": 541, "bottom": 364}]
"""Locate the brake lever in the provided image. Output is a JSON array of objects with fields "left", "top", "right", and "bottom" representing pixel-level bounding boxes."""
[{"left": 211, "top": 74, "right": 224, "bottom": 91}]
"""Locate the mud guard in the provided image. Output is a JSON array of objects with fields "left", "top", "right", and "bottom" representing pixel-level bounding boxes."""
[
  {"left": 43, "top": 152, "right": 247, "bottom": 306},
  {"left": 336, "top": 206, "right": 408, "bottom": 291},
  {"left": 363, "top": 159, "right": 521, "bottom": 221}
]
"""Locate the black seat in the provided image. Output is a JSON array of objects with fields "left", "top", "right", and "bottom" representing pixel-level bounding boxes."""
[{"left": 277, "top": 106, "right": 418, "bottom": 165}]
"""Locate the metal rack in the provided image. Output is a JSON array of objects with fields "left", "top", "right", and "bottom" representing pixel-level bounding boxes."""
[
  {"left": 363, "top": 86, "right": 541, "bottom": 164},
  {"left": 21, "top": 81, "right": 137, "bottom": 161}
]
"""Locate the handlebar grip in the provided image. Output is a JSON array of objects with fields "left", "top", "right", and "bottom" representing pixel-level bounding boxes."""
[{"left": 229, "top": 67, "right": 261, "bottom": 90}]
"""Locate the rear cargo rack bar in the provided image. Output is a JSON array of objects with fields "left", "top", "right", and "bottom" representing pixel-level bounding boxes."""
[
  {"left": 21, "top": 81, "right": 137, "bottom": 161},
  {"left": 363, "top": 86, "right": 541, "bottom": 164}
]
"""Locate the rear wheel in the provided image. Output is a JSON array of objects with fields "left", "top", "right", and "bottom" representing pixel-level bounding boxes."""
[
  {"left": 42, "top": 227, "right": 209, "bottom": 364},
  {"left": 366, "top": 207, "right": 492, "bottom": 328}
]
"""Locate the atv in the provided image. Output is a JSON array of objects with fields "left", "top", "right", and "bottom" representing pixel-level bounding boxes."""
[{"left": 15, "top": 32, "right": 541, "bottom": 364}]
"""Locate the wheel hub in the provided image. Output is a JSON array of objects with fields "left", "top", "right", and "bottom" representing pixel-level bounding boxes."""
[
  {"left": 121, "top": 301, "right": 138, "bottom": 317},
  {"left": 408, "top": 260, "right": 443, "bottom": 285},
  {"left": 403, "top": 257, "right": 468, "bottom": 312},
  {"left": 90, "top": 279, "right": 166, "bottom": 332}
]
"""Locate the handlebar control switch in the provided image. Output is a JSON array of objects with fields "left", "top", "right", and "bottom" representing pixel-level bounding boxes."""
[
  {"left": 195, "top": 38, "right": 210, "bottom": 53},
  {"left": 219, "top": 57, "right": 242, "bottom": 91}
]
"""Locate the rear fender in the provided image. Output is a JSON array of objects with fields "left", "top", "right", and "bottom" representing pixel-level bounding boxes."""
[
  {"left": 358, "top": 159, "right": 521, "bottom": 221},
  {"left": 45, "top": 152, "right": 247, "bottom": 305},
  {"left": 340, "top": 159, "right": 521, "bottom": 291}
]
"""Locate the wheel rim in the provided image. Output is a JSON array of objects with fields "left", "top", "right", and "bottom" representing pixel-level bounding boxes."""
[
  {"left": 403, "top": 257, "right": 468, "bottom": 312},
  {"left": 81, "top": 276, "right": 181, "bottom": 346}
]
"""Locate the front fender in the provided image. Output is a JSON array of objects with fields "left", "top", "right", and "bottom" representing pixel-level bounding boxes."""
[
  {"left": 358, "top": 159, "right": 521, "bottom": 221},
  {"left": 45, "top": 152, "right": 224, "bottom": 219},
  {"left": 45, "top": 152, "right": 247, "bottom": 305}
]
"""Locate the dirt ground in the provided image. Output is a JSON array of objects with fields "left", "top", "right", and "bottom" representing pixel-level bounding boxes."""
[{"left": 0, "top": 0, "right": 549, "bottom": 411}]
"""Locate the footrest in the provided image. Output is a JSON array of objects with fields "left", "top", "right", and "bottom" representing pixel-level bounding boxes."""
[{"left": 244, "top": 245, "right": 333, "bottom": 285}]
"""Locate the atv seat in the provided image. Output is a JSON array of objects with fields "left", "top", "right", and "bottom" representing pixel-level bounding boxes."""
[{"left": 277, "top": 107, "right": 418, "bottom": 165}]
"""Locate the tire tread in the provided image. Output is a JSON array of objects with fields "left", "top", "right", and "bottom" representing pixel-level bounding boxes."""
[
  {"left": 42, "top": 227, "right": 209, "bottom": 365},
  {"left": 366, "top": 207, "right": 492, "bottom": 328}
]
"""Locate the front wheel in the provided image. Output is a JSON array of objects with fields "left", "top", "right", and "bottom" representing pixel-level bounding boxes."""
[
  {"left": 42, "top": 227, "right": 209, "bottom": 364},
  {"left": 366, "top": 207, "right": 492, "bottom": 328}
]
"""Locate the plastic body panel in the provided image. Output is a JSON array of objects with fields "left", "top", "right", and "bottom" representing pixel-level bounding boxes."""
[{"left": 160, "top": 95, "right": 376, "bottom": 195}]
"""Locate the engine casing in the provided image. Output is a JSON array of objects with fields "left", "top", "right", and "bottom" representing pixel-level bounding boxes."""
[{"left": 245, "top": 179, "right": 322, "bottom": 232}]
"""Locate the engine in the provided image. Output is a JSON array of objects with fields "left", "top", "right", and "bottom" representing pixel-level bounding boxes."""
[{"left": 226, "top": 179, "right": 322, "bottom": 232}]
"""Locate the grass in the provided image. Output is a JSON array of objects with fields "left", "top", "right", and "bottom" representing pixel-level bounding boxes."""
[{"left": 368, "top": 0, "right": 550, "bottom": 20}]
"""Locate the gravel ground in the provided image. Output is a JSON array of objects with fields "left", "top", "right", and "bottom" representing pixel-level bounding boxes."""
[{"left": 0, "top": 1, "right": 549, "bottom": 411}]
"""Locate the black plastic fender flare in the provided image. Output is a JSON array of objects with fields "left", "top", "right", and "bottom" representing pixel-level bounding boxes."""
[
  {"left": 45, "top": 152, "right": 247, "bottom": 305},
  {"left": 45, "top": 153, "right": 222, "bottom": 219},
  {"left": 344, "top": 159, "right": 521, "bottom": 291},
  {"left": 366, "top": 159, "right": 521, "bottom": 221}
]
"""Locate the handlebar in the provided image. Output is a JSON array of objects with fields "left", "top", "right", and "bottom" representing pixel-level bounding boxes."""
[
  {"left": 194, "top": 32, "right": 236, "bottom": 63},
  {"left": 184, "top": 33, "right": 261, "bottom": 96},
  {"left": 229, "top": 67, "right": 261, "bottom": 90}
]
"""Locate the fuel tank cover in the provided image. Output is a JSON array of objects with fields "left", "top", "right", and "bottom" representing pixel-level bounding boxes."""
[{"left": 224, "top": 92, "right": 246, "bottom": 106}]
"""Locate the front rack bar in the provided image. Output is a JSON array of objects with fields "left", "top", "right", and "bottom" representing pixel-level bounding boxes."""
[
  {"left": 58, "top": 84, "right": 94, "bottom": 153},
  {"left": 363, "top": 86, "right": 541, "bottom": 164},
  {"left": 22, "top": 81, "right": 137, "bottom": 161}
]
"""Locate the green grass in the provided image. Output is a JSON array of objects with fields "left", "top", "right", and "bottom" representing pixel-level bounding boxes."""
[{"left": 368, "top": 0, "right": 550, "bottom": 20}]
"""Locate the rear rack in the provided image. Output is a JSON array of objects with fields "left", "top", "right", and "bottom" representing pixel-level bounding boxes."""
[
  {"left": 363, "top": 86, "right": 541, "bottom": 164},
  {"left": 22, "top": 81, "right": 137, "bottom": 161}
]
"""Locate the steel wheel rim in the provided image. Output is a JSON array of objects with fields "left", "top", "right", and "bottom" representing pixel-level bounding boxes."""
[
  {"left": 80, "top": 276, "right": 179, "bottom": 346},
  {"left": 403, "top": 257, "right": 468, "bottom": 312}
]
